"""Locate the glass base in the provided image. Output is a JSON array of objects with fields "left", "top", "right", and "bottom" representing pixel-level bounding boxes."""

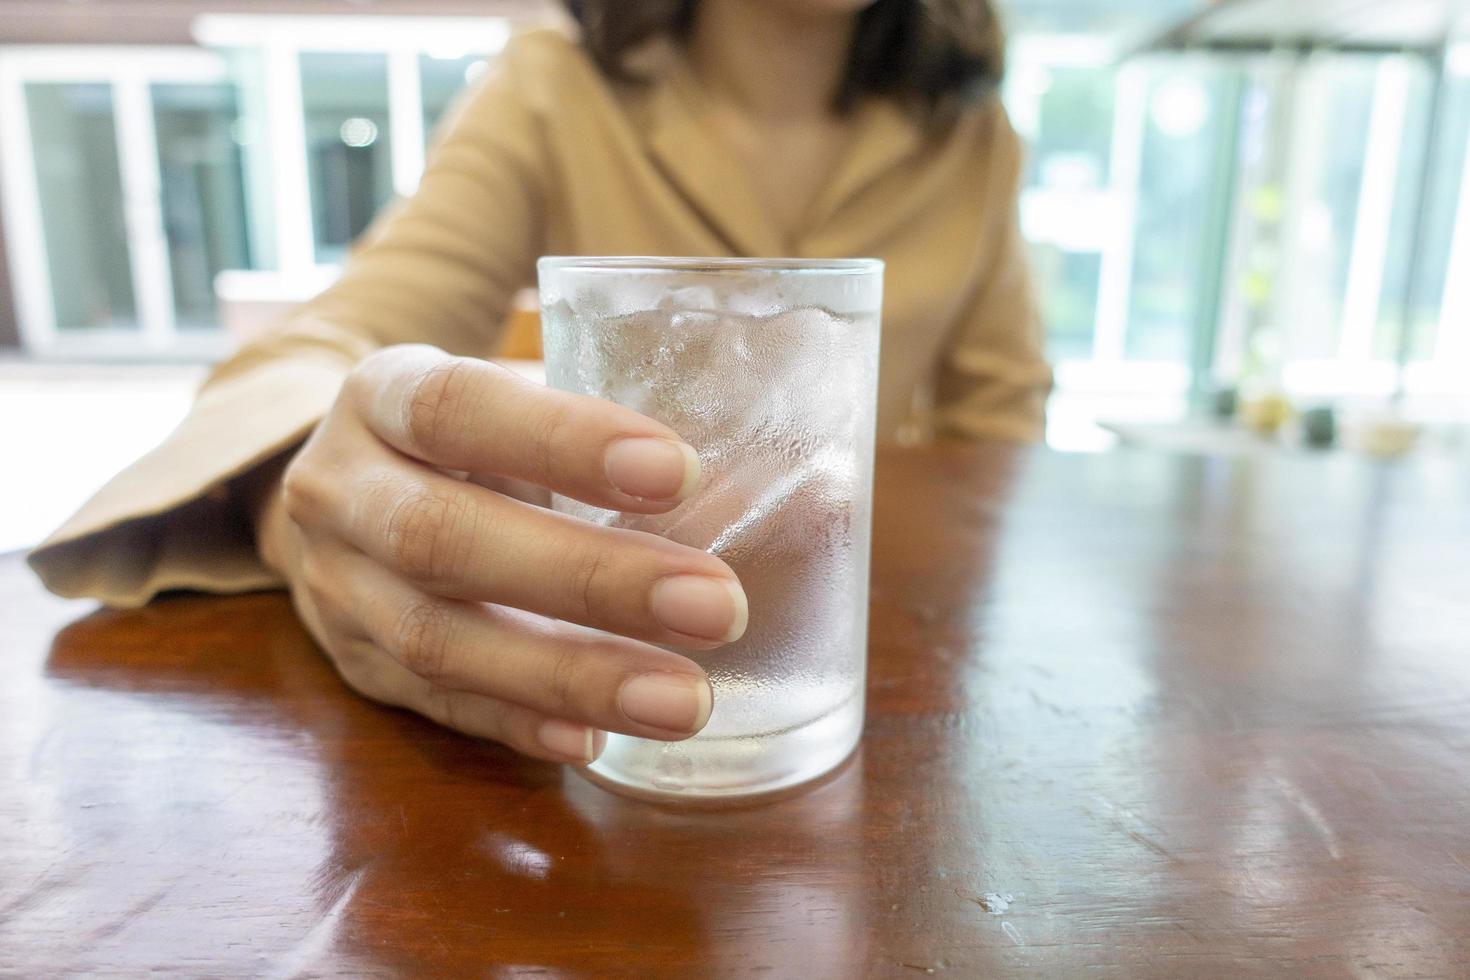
[{"left": 581, "top": 694, "right": 863, "bottom": 804}]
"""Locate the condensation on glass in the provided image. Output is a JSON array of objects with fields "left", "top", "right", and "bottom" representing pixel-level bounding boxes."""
[{"left": 539, "top": 257, "right": 884, "bottom": 801}]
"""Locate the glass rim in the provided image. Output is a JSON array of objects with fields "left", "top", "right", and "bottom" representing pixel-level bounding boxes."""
[{"left": 538, "top": 256, "right": 883, "bottom": 275}]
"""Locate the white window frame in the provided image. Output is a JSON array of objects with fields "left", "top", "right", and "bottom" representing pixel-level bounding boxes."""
[
  {"left": 1214, "top": 51, "right": 1470, "bottom": 404},
  {"left": 1007, "top": 36, "right": 1199, "bottom": 399},
  {"left": 1018, "top": 40, "right": 1470, "bottom": 416},
  {"left": 190, "top": 15, "right": 513, "bottom": 323},
  {"left": 0, "top": 46, "right": 234, "bottom": 359},
  {"left": 1418, "top": 49, "right": 1470, "bottom": 391},
  {"left": 1, "top": 17, "right": 515, "bottom": 359}
]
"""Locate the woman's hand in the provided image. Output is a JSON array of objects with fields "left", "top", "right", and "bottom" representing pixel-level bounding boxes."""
[{"left": 251, "top": 344, "right": 746, "bottom": 764}]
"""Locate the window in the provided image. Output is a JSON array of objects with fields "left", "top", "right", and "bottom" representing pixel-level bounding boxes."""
[
  {"left": 1032, "top": 248, "right": 1102, "bottom": 361},
  {"left": 1027, "top": 66, "right": 1116, "bottom": 191},
  {"left": 1008, "top": 43, "right": 1241, "bottom": 379},
  {"left": 25, "top": 82, "right": 136, "bottom": 332},
  {"left": 3, "top": 21, "right": 514, "bottom": 356},
  {"left": 152, "top": 82, "right": 253, "bottom": 329},
  {"left": 1402, "top": 71, "right": 1470, "bottom": 365},
  {"left": 1376, "top": 61, "right": 1439, "bottom": 362},
  {"left": 1126, "top": 66, "right": 1235, "bottom": 363},
  {"left": 4, "top": 18, "right": 1465, "bottom": 424},
  {"left": 1, "top": 48, "right": 240, "bottom": 354},
  {"left": 1280, "top": 56, "right": 1379, "bottom": 364},
  {"left": 420, "top": 53, "right": 487, "bottom": 145},
  {"left": 1006, "top": 45, "right": 1121, "bottom": 367},
  {"left": 1010, "top": 34, "right": 1470, "bottom": 429},
  {"left": 1216, "top": 52, "right": 1470, "bottom": 399},
  {"left": 300, "top": 52, "right": 394, "bottom": 264}
]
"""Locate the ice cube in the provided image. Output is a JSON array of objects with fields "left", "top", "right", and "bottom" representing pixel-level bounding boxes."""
[
  {"left": 657, "top": 285, "right": 721, "bottom": 314},
  {"left": 669, "top": 309, "right": 723, "bottom": 333},
  {"left": 618, "top": 444, "right": 853, "bottom": 561}
]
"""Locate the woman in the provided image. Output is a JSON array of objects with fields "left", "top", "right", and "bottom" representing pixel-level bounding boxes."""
[{"left": 30, "top": 0, "right": 1050, "bottom": 764}]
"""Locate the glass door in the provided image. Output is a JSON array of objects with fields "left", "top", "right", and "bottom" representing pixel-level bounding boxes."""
[
  {"left": 3, "top": 21, "right": 513, "bottom": 357},
  {"left": 1005, "top": 38, "right": 1243, "bottom": 396},
  {"left": 25, "top": 82, "right": 138, "bottom": 335},
  {"left": 299, "top": 52, "right": 394, "bottom": 265},
  {"left": 151, "top": 82, "right": 253, "bottom": 331},
  {"left": 1215, "top": 51, "right": 1467, "bottom": 402},
  {"left": 0, "top": 47, "right": 240, "bottom": 357},
  {"left": 420, "top": 53, "right": 487, "bottom": 144}
]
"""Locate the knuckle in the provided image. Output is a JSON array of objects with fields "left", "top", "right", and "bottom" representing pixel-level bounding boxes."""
[
  {"left": 286, "top": 578, "right": 331, "bottom": 649},
  {"left": 333, "top": 643, "right": 407, "bottom": 710},
  {"left": 529, "top": 401, "right": 575, "bottom": 483},
  {"left": 281, "top": 457, "right": 325, "bottom": 525},
  {"left": 391, "top": 598, "right": 456, "bottom": 682},
  {"left": 404, "top": 358, "right": 476, "bottom": 457},
  {"left": 343, "top": 347, "right": 403, "bottom": 407},
  {"left": 302, "top": 555, "right": 353, "bottom": 623},
  {"left": 341, "top": 359, "right": 374, "bottom": 401},
  {"left": 564, "top": 544, "right": 615, "bottom": 626},
  {"left": 353, "top": 345, "right": 408, "bottom": 380},
  {"left": 296, "top": 549, "right": 330, "bottom": 597},
  {"left": 335, "top": 663, "right": 379, "bottom": 704},
  {"left": 428, "top": 689, "right": 490, "bottom": 742},
  {"left": 328, "top": 641, "right": 377, "bottom": 696},
  {"left": 360, "top": 346, "right": 401, "bottom": 371},
  {"left": 434, "top": 690, "right": 463, "bottom": 732},
  {"left": 382, "top": 485, "right": 473, "bottom": 582},
  {"left": 543, "top": 644, "right": 582, "bottom": 715}
]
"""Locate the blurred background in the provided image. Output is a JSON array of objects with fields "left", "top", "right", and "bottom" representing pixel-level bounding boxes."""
[{"left": 1, "top": 0, "right": 1468, "bottom": 551}]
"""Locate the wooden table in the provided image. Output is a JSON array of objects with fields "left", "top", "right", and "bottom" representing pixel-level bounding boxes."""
[{"left": 4, "top": 445, "right": 1469, "bottom": 977}]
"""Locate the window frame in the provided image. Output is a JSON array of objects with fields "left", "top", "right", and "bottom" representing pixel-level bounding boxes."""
[
  {"left": 0, "top": 46, "right": 233, "bottom": 359},
  {"left": 1, "top": 17, "right": 512, "bottom": 359}
]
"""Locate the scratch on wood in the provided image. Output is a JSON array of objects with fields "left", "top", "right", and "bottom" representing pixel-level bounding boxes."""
[
  {"left": 1128, "top": 828, "right": 1179, "bottom": 861},
  {"left": 0, "top": 863, "right": 83, "bottom": 922},
  {"left": 955, "top": 887, "right": 1012, "bottom": 915},
  {"left": 267, "top": 864, "right": 369, "bottom": 979},
  {"left": 86, "top": 885, "right": 173, "bottom": 943},
  {"left": 1269, "top": 772, "right": 1342, "bottom": 861},
  {"left": 1093, "top": 796, "right": 1184, "bottom": 865}
]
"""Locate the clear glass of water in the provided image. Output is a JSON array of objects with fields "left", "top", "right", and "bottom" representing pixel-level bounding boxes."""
[{"left": 538, "top": 257, "right": 883, "bottom": 801}]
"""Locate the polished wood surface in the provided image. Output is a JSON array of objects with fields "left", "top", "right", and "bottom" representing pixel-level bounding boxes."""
[{"left": 4, "top": 445, "right": 1470, "bottom": 976}]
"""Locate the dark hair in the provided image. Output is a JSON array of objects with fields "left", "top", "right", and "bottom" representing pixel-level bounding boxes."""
[{"left": 563, "top": 0, "right": 1006, "bottom": 112}]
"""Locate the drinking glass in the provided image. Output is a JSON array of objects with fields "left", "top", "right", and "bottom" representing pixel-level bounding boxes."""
[{"left": 539, "top": 257, "right": 883, "bottom": 800}]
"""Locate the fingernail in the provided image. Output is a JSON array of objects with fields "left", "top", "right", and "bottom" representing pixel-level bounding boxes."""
[
  {"left": 619, "top": 672, "right": 713, "bottom": 733},
  {"left": 604, "top": 438, "right": 701, "bottom": 501},
  {"left": 538, "top": 718, "right": 605, "bottom": 763},
  {"left": 650, "top": 575, "right": 748, "bottom": 642}
]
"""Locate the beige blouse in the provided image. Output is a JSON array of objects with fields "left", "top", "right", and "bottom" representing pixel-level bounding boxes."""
[{"left": 28, "top": 28, "right": 1051, "bottom": 609}]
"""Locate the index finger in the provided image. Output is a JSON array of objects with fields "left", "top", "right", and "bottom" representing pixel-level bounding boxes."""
[{"left": 349, "top": 345, "right": 700, "bottom": 514}]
